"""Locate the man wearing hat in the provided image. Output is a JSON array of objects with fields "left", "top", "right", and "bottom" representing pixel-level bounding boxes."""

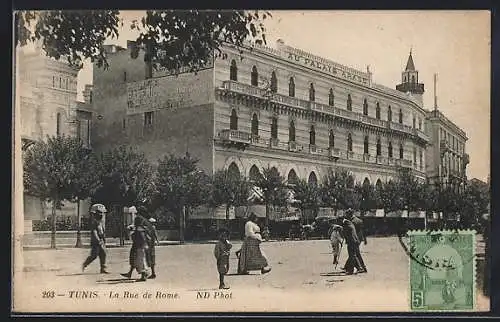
[
  {"left": 346, "top": 208, "right": 368, "bottom": 272},
  {"left": 214, "top": 227, "right": 232, "bottom": 289},
  {"left": 341, "top": 212, "right": 365, "bottom": 275},
  {"left": 82, "top": 204, "right": 109, "bottom": 274},
  {"left": 145, "top": 216, "right": 159, "bottom": 279}
]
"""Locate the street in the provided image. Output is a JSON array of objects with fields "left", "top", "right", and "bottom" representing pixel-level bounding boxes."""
[{"left": 14, "top": 237, "right": 489, "bottom": 313}]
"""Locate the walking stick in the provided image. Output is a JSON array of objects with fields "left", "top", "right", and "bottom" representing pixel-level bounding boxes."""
[{"left": 335, "top": 240, "right": 344, "bottom": 270}]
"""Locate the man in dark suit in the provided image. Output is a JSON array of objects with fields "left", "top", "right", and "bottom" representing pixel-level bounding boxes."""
[
  {"left": 341, "top": 217, "right": 364, "bottom": 275},
  {"left": 346, "top": 209, "right": 367, "bottom": 273}
]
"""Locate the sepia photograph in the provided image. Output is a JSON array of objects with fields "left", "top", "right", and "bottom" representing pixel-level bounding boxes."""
[{"left": 12, "top": 10, "right": 491, "bottom": 314}]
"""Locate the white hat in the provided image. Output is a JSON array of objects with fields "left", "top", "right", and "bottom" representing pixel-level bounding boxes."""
[
  {"left": 129, "top": 206, "right": 137, "bottom": 213},
  {"left": 149, "top": 217, "right": 157, "bottom": 223}
]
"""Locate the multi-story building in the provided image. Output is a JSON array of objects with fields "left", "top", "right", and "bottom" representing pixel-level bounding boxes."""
[
  {"left": 425, "top": 107, "right": 469, "bottom": 190},
  {"left": 19, "top": 46, "right": 91, "bottom": 230},
  {"left": 91, "top": 39, "right": 430, "bottom": 202}
]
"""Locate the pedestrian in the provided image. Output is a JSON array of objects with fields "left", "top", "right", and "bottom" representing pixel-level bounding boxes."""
[
  {"left": 341, "top": 216, "right": 366, "bottom": 275},
  {"left": 237, "top": 213, "right": 272, "bottom": 275},
  {"left": 145, "top": 217, "right": 160, "bottom": 279},
  {"left": 214, "top": 227, "right": 232, "bottom": 289},
  {"left": 82, "top": 204, "right": 109, "bottom": 274},
  {"left": 346, "top": 209, "right": 368, "bottom": 272},
  {"left": 329, "top": 223, "right": 343, "bottom": 267},
  {"left": 121, "top": 216, "right": 150, "bottom": 281}
]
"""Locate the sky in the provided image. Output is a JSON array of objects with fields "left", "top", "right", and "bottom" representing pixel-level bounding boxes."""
[{"left": 76, "top": 10, "right": 491, "bottom": 182}]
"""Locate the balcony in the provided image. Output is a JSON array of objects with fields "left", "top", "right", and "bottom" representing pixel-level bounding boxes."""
[
  {"left": 376, "top": 155, "right": 387, "bottom": 165},
  {"left": 389, "top": 121, "right": 413, "bottom": 135},
  {"left": 363, "top": 154, "right": 372, "bottom": 163},
  {"left": 309, "top": 144, "right": 325, "bottom": 155},
  {"left": 251, "top": 135, "right": 269, "bottom": 147},
  {"left": 328, "top": 147, "right": 341, "bottom": 160},
  {"left": 288, "top": 141, "right": 299, "bottom": 152},
  {"left": 413, "top": 128, "right": 429, "bottom": 142},
  {"left": 440, "top": 139, "right": 451, "bottom": 152},
  {"left": 219, "top": 129, "right": 251, "bottom": 144},
  {"left": 395, "top": 158, "right": 413, "bottom": 168}
]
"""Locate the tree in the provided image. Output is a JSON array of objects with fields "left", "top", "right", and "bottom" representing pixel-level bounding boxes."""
[
  {"left": 379, "top": 180, "right": 402, "bottom": 214},
  {"left": 15, "top": 10, "right": 271, "bottom": 73},
  {"left": 291, "top": 179, "right": 321, "bottom": 225},
  {"left": 92, "top": 145, "right": 154, "bottom": 246},
  {"left": 321, "top": 169, "right": 351, "bottom": 212},
  {"left": 210, "top": 169, "right": 250, "bottom": 221},
  {"left": 154, "top": 153, "right": 211, "bottom": 244},
  {"left": 254, "top": 166, "right": 287, "bottom": 228},
  {"left": 23, "top": 135, "right": 94, "bottom": 249}
]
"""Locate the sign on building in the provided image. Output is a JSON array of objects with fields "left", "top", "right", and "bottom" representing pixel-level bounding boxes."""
[{"left": 126, "top": 68, "right": 214, "bottom": 115}]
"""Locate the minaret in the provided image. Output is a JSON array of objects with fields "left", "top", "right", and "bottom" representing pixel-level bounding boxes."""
[{"left": 396, "top": 49, "right": 425, "bottom": 107}]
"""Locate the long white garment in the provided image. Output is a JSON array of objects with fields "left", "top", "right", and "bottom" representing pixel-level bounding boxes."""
[{"left": 245, "top": 221, "right": 263, "bottom": 241}]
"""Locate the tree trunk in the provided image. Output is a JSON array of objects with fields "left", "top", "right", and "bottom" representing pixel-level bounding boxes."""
[
  {"left": 265, "top": 203, "right": 270, "bottom": 228},
  {"left": 75, "top": 198, "right": 82, "bottom": 248},
  {"left": 50, "top": 200, "right": 57, "bottom": 249},
  {"left": 179, "top": 206, "right": 185, "bottom": 244},
  {"left": 226, "top": 204, "right": 230, "bottom": 221},
  {"left": 119, "top": 204, "right": 124, "bottom": 246}
]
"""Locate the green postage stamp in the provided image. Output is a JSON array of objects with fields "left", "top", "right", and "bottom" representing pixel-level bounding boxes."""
[{"left": 408, "top": 230, "right": 476, "bottom": 311}]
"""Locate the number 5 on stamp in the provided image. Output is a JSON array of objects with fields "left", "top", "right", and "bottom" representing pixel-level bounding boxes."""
[{"left": 408, "top": 230, "right": 476, "bottom": 311}]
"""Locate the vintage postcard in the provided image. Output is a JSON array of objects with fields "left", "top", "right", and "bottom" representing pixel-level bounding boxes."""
[{"left": 12, "top": 10, "right": 491, "bottom": 314}]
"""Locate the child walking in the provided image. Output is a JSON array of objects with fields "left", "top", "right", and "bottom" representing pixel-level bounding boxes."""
[
  {"left": 330, "top": 223, "right": 344, "bottom": 267},
  {"left": 214, "top": 228, "right": 232, "bottom": 289}
]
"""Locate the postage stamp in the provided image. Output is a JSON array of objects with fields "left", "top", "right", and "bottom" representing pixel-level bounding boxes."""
[{"left": 408, "top": 230, "right": 476, "bottom": 311}]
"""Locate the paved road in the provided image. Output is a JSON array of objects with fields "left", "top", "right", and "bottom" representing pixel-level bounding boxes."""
[{"left": 13, "top": 237, "right": 489, "bottom": 313}]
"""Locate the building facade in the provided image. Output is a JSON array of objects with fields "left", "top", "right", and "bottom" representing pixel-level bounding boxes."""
[
  {"left": 19, "top": 47, "right": 91, "bottom": 229},
  {"left": 425, "top": 108, "right": 469, "bottom": 190},
  {"left": 91, "top": 40, "right": 431, "bottom": 198}
]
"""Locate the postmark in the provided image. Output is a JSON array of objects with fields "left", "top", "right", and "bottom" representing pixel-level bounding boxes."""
[{"left": 407, "top": 230, "right": 476, "bottom": 311}]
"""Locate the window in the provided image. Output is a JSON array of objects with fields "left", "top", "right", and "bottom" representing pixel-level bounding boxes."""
[
  {"left": 328, "top": 88, "right": 334, "bottom": 106},
  {"left": 413, "top": 147, "right": 417, "bottom": 164},
  {"left": 251, "top": 113, "right": 258, "bottom": 136},
  {"left": 59, "top": 77, "right": 62, "bottom": 88},
  {"left": 411, "top": 75, "right": 415, "bottom": 83},
  {"left": 388, "top": 106, "right": 392, "bottom": 122},
  {"left": 347, "top": 133, "right": 353, "bottom": 152},
  {"left": 399, "top": 109, "right": 403, "bottom": 124},
  {"left": 309, "top": 83, "right": 315, "bottom": 102},
  {"left": 65, "top": 78, "right": 69, "bottom": 90},
  {"left": 123, "top": 71, "right": 127, "bottom": 82},
  {"left": 309, "top": 125, "right": 316, "bottom": 146},
  {"left": 289, "top": 77, "right": 295, "bottom": 97},
  {"left": 86, "top": 120, "right": 91, "bottom": 146},
  {"left": 364, "top": 136, "right": 369, "bottom": 154},
  {"left": 419, "top": 150, "right": 423, "bottom": 170},
  {"left": 418, "top": 119, "right": 422, "bottom": 130},
  {"left": 388, "top": 141, "right": 393, "bottom": 158},
  {"left": 375, "top": 102, "right": 380, "bottom": 119},
  {"left": 363, "top": 99, "right": 368, "bottom": 115},
  {"left": 251, "top": 66, "right": 258, "bottom": 86},
  {"left": 230, "top": 109, "right": 238, "bottom": 130},
  {"left": 270, "top": 71, "right": 277, "bottom": 93},
  {"left": 376, "top": 138, "right": 381, "bottom": 156},
  {"left": 144, "top": 111, "right": 154, "bottom": 126},
  {"left": 122, "top": 119, "right": 126, "bottom": 129},
  {"left": 52, "top": 76, "right": 56, "bottom": 87},
  {"left": 347, "top": 94, "right": 352, "bottom": 111},
  {"left": 399, "top": 143, "right": 404, "bottom": 159},
  {"left": 89, "top": 91, "right": 93, "bottom": 104},
  {"left": 56, "top": 112, "right": 61, "bottom": 136},
  {"left": 289, "top": 120, "right": 295, "bottom": 142},
  {"left": 271, "top": 117, "right": 278, "bottom": 139},
  {"left": 230, "top": 60, "right": 237, "bottom": 81},
  {"left": 413, "top": 116, "right": 416, "bottom": 128},
  {"left": 329, "top": 130, "right": 335, "bottom": 148}
]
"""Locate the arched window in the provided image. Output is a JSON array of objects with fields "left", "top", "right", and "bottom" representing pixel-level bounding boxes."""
[
  {"left": 328, "top": 88, "right": 335, "bottom": 106},
  {"left": 228, "top": 162, "right": 240, "bottom": 179},
  {"left": 376, "top": 179, "right": 382, "bottom": 191},
  {"left": 418, "top": 119, "right": 422, "bottom": 130},
  {"left": 419, "top": 150, "right": 423, "bottom": 170},
  {"left": 363, "top": 98, "right": 368, "bottom": 115},
  {"left": 251, "top": 113, "right": 259, "bottom": 136},
  {"left": 413, "top": 116, "right": 416, "bottom": 128},
  {"left": 347, "top": 94, "right": 352, "bottom": 111},
  {"left": 329, "top": 130, "right": 335, "bottom": 148},
  {"left": 56, "top": 112, "right": 61, "bottom": 136},
  {"left": 230, "top": 109, "right": 238, "bottom": 130},
  {"left": 289, "top": 120, "right": 296, "bottom": 142},
  {"left": 375, "top": 102, "right": 380, "bottom": 119},
  {"left": 413, "top": 147, "right": 417, "bottom": 164},
  {"left": 388, "top": 141, "right": 393, "bottom": 158},
  {"left": 309, "top": 125, "right": 316, "bottom": 146},
  {"left": 347, "top": 133, "right": 353, "bottom": 152},
  {"left": 308, "top": 172, "right": 318, "bottom": 186},
  {"left": 309, "top": 83, "right": 315, "bottom": 102},
  {"left": 388, "top": 105, "right": 392, "bottom": 122},
  {"left": 251, "top": 66, "right": 258, "bottom": 86},
  {"left": 364, "top": 136, "right": 369, "bottom": 154},
  {"left": 288, "top": 169, "right": 298, "bottom": 185},
  {"left": 399, "top": 109, "right": 403, "bottom": 124},
  {"left": 271, "top": 117, "right": 278, "bottom": 139},
  {"left": 399, "top": 143, "right": 404, "bottom": 159},
  {"left": 270, "top": 71, "right": 277, "bottom": 93},
  {"left": 347, "top": 175, "right": 355, "bottom": 189},
  {"left": 230, "top": 59, "right": 237, "bottom": 81},
  {"left": 362, "top": 178, "right": 370, "bottom": 188},
  {"left": 289, "top": 77, "right": 295, "bottom": 97},
  {"left": 249, "top": 165, "right": 261, "bottom": 182},
  {"left": 376, "top": 138, "right": 381, "bottom": 156},
  {"left": 411, "top": 75, "right": 415, "bottom": 83}
]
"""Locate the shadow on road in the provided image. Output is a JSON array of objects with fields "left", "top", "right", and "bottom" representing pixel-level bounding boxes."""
[
  {"left": 96, "top": 278, "right": 143, "bottom": 284},
  {"left": 226, "top": 273, "right": 260, "bottom": 276},
  {"left": 187, "top": 288, "right": 220, "bottom": 292},
  {"left": 320, "top": 272, "right": 346, "bottom": 276},
  {"left": 56, "top": 272, "right": 101, "bottom": 276}
]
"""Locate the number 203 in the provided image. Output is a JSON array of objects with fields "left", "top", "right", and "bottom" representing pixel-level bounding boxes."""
[{"left": 411, "top": 291, "right": 424, "bottom": 308}]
